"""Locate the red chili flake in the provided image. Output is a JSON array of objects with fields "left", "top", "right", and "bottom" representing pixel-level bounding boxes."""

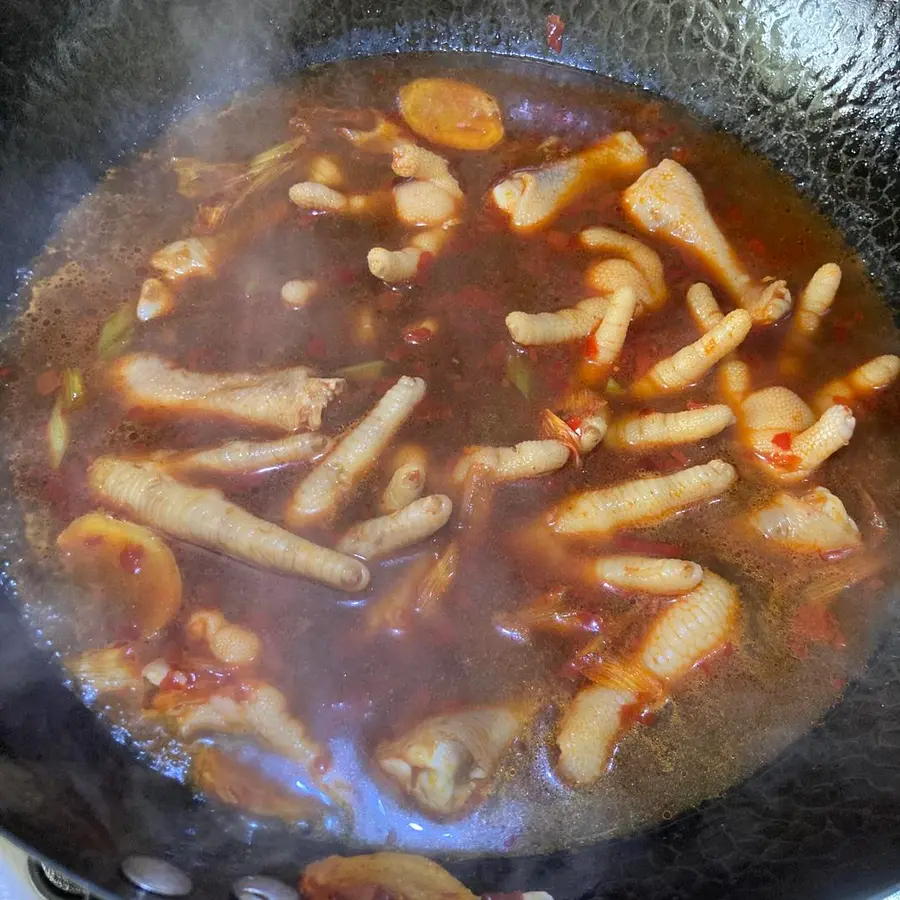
[
  {"left": 546, "top": 14, "right": 565, "bottom": 53},
  {"left": 0, "top": 366, "right": 14, "bottom": 380},
  {"left": 565, "top": 416, "right": 582, "bottom": 431},
  {"left": 831, "top": 677, "right": 847, "bottom": 692},
  {"left": 747, "top": 238, "right": 766, "bottom": 258},
  {"left": 119, "top": 544, "right": 144, "bottom": 575},
  {"left": 789, "top": 602, "right": 847, "bottom": 660},
  {"left": 832, "top": 321, "right": 849, "bottom": 344},
  {"left": 638, "top": 407, "right": 655, "bottom": 417},
  {"left": 403, "top": 326, "right": 433, "bottom": 346},
  {"left": 583, "top": 333, "right": 599, "bottom": 359},
  {"left": 832, "top": 394, "right": 852, "bottom": 406},
  {"left": 771, "top": 431, "right": 793, "bottom": 450},
  {"left": 36, "top": 369, "right": 62, "bottom": 396},
  {"left": 685, "top": 400, "right": 708, "bottom": 410},
  {"left": 670, "top": 145, "right": 692, "bottom": 164},
  {"left": 304, "top": 336, "right": 327, "bottom": 360},
  {"left": 669, "top": 448, "right": 689, "bottom": 466},
  {"left": 334, "top": 266, "right": 360, "bottom": 286}
]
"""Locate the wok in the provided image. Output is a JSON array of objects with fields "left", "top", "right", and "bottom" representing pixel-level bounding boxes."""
[{"left": 1, "top": 1, "right": 899, "bottom": 897}]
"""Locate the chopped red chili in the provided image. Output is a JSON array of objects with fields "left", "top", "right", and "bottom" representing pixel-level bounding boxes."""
[
  {"left": 546, "top": 14, "right": 565, "bottom": 53},
  {"left": 771, "top": 431, "right": 793, "bottom": 450}
]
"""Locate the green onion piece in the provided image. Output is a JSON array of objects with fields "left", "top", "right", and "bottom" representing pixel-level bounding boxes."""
[
  {"left": 333, "top": 360, "right": 386, "bottom": 382},
  {"left": 606, "top": 376, "right": 625, "bottom": 395},
  {"left": 60, "top": 368, "right": 85, "bottom": 411},
  {"left": 47, "top": 397, "right": 69, "bottom": 469},
  {"left": 97, "top": 301, "right": 136, "bottom": 360},
  {"left": 506, "top": 353, "right": 532, "bottom": 399}
]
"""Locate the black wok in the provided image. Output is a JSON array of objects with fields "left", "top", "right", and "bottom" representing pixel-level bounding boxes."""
[{"left": 1, "top": 1, "right": 900, "bottom": 897}]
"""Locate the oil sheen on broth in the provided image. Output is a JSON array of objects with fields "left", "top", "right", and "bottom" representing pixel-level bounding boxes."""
[{"left": 6, "top": 53, "right": 900, "bottom": 855}]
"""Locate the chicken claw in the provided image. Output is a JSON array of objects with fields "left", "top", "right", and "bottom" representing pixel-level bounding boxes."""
[
  {"left": 287, "top": 376, "right": 426, "bottom": 526},
  {"left": 811, "top": 354, "right": 900, "bottom": 414},
  {"left": 506, "top": 297, "right": 608, "bottom": 346},
  {"left": 557, "top": 569, "right": 738, "bottom": 784},
  {"left": 622, "top": 160, "right": 792, "bottom": 324},
  {"left": 392, "top": 142, "right": 463, "bottom": 199},
  {"left": 376, "top": 704, "right": 527, "bottom": 816},
  {"left": 162, "top": 433, "right": 332, "bottom": 477},
  {"left": 631, "top": 309, "right": 752, "bottom": 398},
  {"left": 740, "top": 387, "right": 855, "bottom": 483},
  {"left": 367, "top": 143, "right": 462, "bottom": 284},
  {"left": 605, "top": 405, "right": 735, "bottom": 451},
  {"left": 748, "top": 486, "right": 861, "bottom": 555},
  {"left": 154, "top": 681, "right": 324, "bottom": 770},
  {"left": 452, "top": 440, "right": 570, "bottom": 484},
  {"left": 550, "top": 459, "right": 736, "bottom": 536},
  {"left": 380, "top": 445, "right": 428, "bottom": 514},
  {"left": 89, "top": 457, "right": 369, "bottom": 591},
  {"left": 786, "top": 263, "right": 842, "bottom": 343},
  {"left": 584, "top": 286, "right": 636, "bottom": 369},
  {"left": 187, "top": 609, "right": 262, "bottom": 666},
  {"left": 581, "top": 227, "right": 667, "bottom": 313},
  {"left": 491, "top": 131, "right": 648, "bottom": 232},
  {"left": 367, "top": 227, "right": 453, "bottom": 284},
  {"left": 336, "top": 495, "right": 453, "bottom": 561},
  {"left": 112, "top": 353, "right": 344, "bottom": 433},
  {"left": 583, "top": 556, "right": 703, "bottom": 595},
  {"left": 685, "top": 282, "right": 724, "bottom": 332},
  {"left": 288, "top": 182, "right": 390, "bottom": 216}
]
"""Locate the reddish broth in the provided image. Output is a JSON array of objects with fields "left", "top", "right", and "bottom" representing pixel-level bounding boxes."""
[{"left": 6, "top": 53, "right": 900, "bottom": 854}]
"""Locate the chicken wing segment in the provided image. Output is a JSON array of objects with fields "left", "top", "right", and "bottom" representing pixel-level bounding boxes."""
[
  {"left": 622, "top": 159, "right": 791, "bottom": 324},
  {"left": 491, "top": 131, "right": 648, "bottom": 232},
  {"left": 112, "top": 353, "right": 344, "bottom": 432},
  {"left": 376, "top": 704, "right": 527, "bottom": 816},
  {"left": 89, "top": 456, "right": 369, "bottom": 591}
]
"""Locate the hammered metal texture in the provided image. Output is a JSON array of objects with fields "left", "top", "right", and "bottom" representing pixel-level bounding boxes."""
[{"left": 0, "top": 2, "right": 899, "bottom": 899}]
